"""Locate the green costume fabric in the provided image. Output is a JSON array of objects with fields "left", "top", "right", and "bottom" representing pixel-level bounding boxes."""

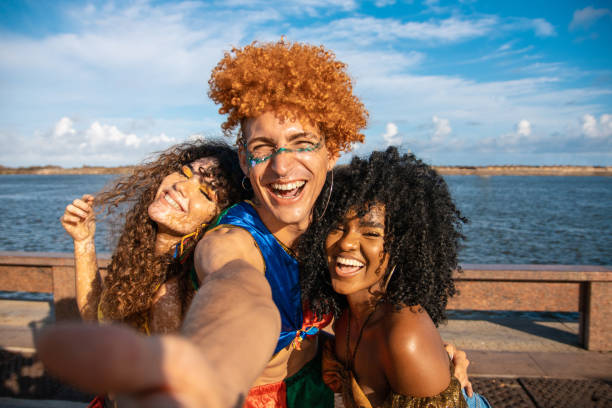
[{"left": 285, "top": 340, "right": 334, "bottom": 408}]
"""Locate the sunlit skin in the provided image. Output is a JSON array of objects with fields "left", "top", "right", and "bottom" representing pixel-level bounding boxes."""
[
  {"left": 240, "top": 111, "right": 338, "bottom": 247},
  {"left": 327, "top": 205, "right": 454, "bottom": 406},
  {"left": 61, "top": 157, "right": 226, "bottom": 332},
  {"left": 148, "top": 157, "right": 222, "bottom": 254}
]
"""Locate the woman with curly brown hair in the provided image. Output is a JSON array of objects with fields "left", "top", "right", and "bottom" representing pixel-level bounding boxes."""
[{"left": 61, "top": 140, "right": 248, "bottom": 334}]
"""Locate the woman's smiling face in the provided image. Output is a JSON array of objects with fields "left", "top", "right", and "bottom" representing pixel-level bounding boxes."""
[
  {"left": 325, "top": 204, "right": 390, "bottom": 297},
  {"left": 147, "top": 157, "right": 224, "bottom": 236}
]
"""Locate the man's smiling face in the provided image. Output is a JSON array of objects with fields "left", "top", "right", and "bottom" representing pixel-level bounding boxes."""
[{"left": 240, "top": 110, "right": 336, "bottom": 232}]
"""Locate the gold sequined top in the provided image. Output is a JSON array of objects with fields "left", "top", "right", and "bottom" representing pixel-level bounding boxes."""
[{"left": 322, "top": 340, "right": 467, "bottom": 408}]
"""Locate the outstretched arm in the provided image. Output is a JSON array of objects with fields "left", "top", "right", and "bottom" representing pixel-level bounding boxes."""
[
  {"left": 183, "top": 227, "right": 281, "bottom": 404},
  {"left": 37, "top": 227, "right": 281, "bottom": 408},
  {"left": 60, "top": 194, "right": 101, "bottom": 320},
  {"left": 38, "top": 227, "right": 282, "bottom": 406}
]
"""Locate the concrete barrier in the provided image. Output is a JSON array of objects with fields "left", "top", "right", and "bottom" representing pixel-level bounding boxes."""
[{"left": 1, "top": 252, "right": 610, "bottom": 350}]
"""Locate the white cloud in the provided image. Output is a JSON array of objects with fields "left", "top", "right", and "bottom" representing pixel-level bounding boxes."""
[
  {"left": 581, "top": 114, "right": 612, "bottom": 139},
  {"left": 0, "top": 117, "right": 193, "bottom": 167},
  {"left": 218, "top": 0, "right": 357, "bottom": 16},
  {"left": 531, "top": 18, "right": 556, "bottom": 37},
  {"left": 53, "top": 117, "right": 76, "bottom": 138},
  {"left": 432, "top": 116, "right": 451, "bottom": 142},
  {"left": 473, "top": 115, "right": 612, "bottom": 156},
  {"left": 148, "top": 133, "right": 177, "bottom": 145},
  {"left": 85, "top": 122, "right": 141, "bottom": 148},
  {"left": 582, "top": 114, "right": 598, "bottom": 138},
  {"left": 0, "top": 1, "right": 274, "bottom": 115},
  {"left": 484, "top": 119, "right": 533, "bottom": 150},
  {"left": 291, "top": 14, "right": 557, "bottom": 50},
  {"left": 374, "top": 0, "right": 396, "bottom": 7},
  {"left": 382, "top": 122, "right": 401, "bottom": 146},
  {"left": 292, "top": 16, "right": 498, "bottom": 45},
  {"left": 501, "top": 17, "right": 556, "bottom": 37},
  {"left": 570, "top": 6, "right": 612, "bottom": 31},
  {"left": 340, "top": 49, "right": 425, "bottom": 77},
  {"left": 516, "top": 119, "right": 531, "bottom": 137}
]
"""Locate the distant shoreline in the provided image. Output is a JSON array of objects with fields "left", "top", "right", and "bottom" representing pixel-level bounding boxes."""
[
  {"left": 434, "top": 165, "right": 612, "bottom": 176},
  {"left": 1, "top": 164, "right": 611, "bottom": 176},
  {"left": 0, "top": 165, "right": 134, "bottom": 175}
]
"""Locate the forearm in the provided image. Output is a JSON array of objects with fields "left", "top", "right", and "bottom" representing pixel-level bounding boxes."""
[
  {"left": 73, "top": 238, "right": 101, "bottom": 321},
  {"left": 181, "top": 261, "right": 280, "bottom": 407}
]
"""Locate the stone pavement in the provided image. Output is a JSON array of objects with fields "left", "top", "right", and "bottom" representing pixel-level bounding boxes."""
[
  {"left": 438, "top": 312, "right": 612, "bottom": 407},
  {"left": 0, "top": 299, "right": 611, "bottom": 407},
  {"left": 0, "top": 299, "right": 51, "bottom": 353},
  {"left": 439, "top": 312, "right": 612, "bottom": 381}
]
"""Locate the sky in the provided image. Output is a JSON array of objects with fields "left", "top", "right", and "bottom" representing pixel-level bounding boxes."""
[{"left": 0, "top": 0, "right": 611, "bottom": 167}]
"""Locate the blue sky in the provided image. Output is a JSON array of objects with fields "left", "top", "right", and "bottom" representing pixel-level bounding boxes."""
[{"left": 1, "top": 0, "right": 611, "bottom": 167}]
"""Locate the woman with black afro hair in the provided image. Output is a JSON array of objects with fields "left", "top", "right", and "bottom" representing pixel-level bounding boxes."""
[{"left": 297, "top": 147, "right": 490, "bottom": 407}]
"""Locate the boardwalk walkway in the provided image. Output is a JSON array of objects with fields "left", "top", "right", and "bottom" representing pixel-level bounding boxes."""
[{"left": 0, "top": 299, "right": 610, "bottom": 407}]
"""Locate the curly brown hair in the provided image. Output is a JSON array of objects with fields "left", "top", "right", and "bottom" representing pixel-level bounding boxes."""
[
  {"left": 95, "top": 140, "right": 249, "bottom": 330},
  {"left": 208, "top": 39, "right": 368, "bottom": 155}
]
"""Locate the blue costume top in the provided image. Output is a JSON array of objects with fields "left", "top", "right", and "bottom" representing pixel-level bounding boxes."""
[{"left": 211, "top": 201, "right": 321, "bottom": 354}]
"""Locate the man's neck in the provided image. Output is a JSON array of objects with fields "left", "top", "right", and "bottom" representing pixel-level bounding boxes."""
[{"left": 253, "top": 204, "right": 311, "bottom": 250}]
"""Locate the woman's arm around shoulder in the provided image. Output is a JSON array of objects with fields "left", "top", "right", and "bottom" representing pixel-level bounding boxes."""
[{"left": 381, "top": 305, "right": 451, "bottom": 398}]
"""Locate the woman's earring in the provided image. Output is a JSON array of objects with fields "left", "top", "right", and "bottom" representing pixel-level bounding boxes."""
[
  {"left": 241, "top": 176, "right": 249, "bottom": 191},
  {"left": 382, "top": 265, "right": 396, "bottom": 292}
]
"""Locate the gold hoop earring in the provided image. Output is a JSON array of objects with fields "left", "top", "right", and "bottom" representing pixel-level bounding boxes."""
[
  {"left": 382, "top": 265, "right": 396, "bottom": 292},
  {"left": 241, "top": 176, "right": 249, "bottom": 191}
]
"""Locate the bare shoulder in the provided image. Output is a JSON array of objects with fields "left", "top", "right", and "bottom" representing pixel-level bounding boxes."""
[
  {"left": 381, "top": 305, "right": 451, "bottom": 398},
  {"left": 194, "top": 226, "right": 265, "bottom": 282}
]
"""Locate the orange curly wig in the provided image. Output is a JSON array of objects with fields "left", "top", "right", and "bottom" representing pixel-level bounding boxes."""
[{"left": 208, "top": 39, "right": 368, "bottom": 155}]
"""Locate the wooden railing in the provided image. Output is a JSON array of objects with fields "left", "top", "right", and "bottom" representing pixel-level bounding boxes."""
[{"left": 1, "top": 252, "right": 610, "bottom": 351}]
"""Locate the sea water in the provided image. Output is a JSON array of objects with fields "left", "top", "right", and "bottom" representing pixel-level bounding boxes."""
[{"left": 0, "top": 174, "right": 610, "bottom": 265}]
